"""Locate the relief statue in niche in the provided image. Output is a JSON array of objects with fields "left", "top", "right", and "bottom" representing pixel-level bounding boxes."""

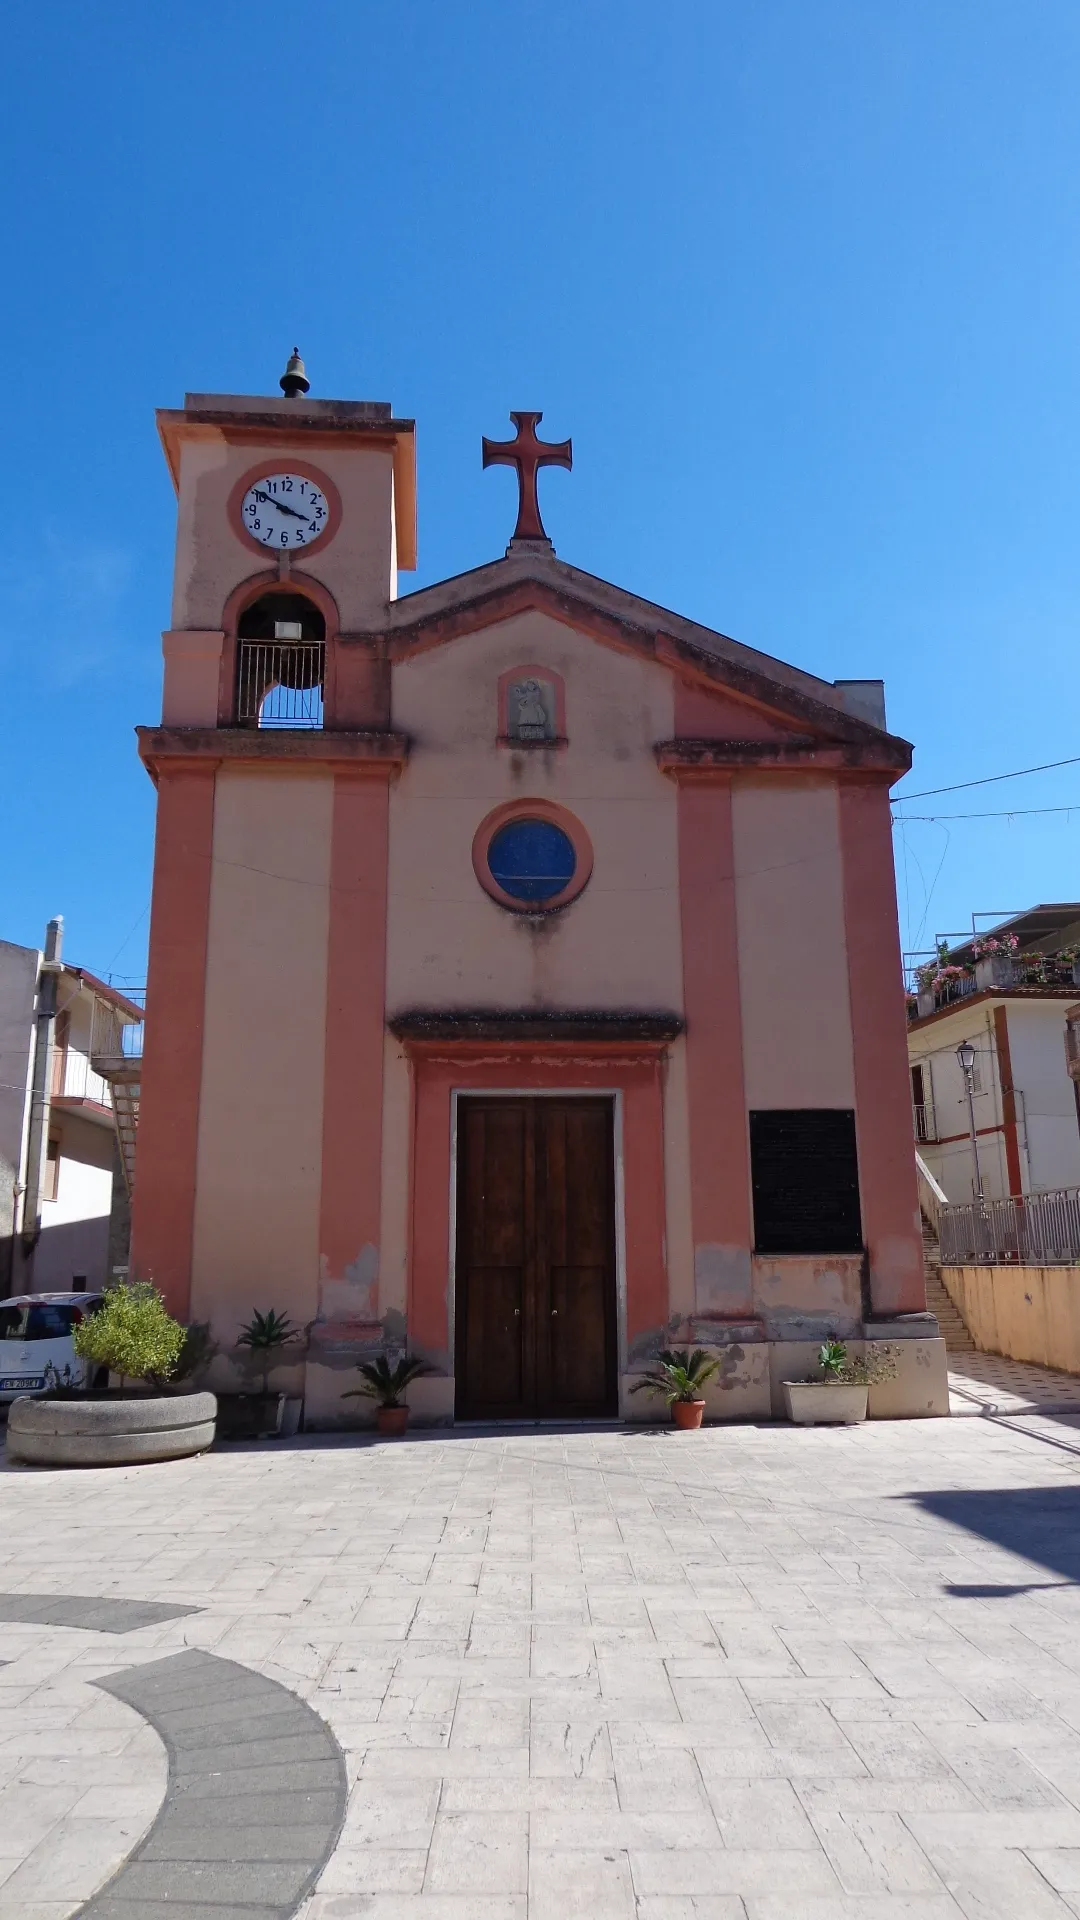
[{"left": 507, "top": 676, "right": 557, "bottom": 741}]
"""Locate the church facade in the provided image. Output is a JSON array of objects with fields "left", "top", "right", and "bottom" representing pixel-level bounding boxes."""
[{"left": 131, "top": 374, "right": 948, "bottom": 1423}]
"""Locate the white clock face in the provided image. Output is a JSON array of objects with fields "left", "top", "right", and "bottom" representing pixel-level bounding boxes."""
[{"left": 240, "top": 473, "right": 331, "bottom": 550}]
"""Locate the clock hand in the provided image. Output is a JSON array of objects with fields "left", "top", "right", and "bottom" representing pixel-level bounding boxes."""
[{"left": 251, "top": 487, "right": 308, "bottom": 521}]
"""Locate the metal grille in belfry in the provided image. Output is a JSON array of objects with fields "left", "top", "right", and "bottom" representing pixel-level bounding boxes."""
[{"left": 236, "top": 640, "right": 325, "bottom": 728}]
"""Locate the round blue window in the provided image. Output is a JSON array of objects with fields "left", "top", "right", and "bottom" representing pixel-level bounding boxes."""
[{"left": 488, "top": 818, "right": 576, "bottom": 904}]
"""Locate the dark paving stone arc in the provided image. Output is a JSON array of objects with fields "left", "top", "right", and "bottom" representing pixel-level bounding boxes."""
[
  {"left": 0, "top": 1592, "right": 200, "bottom": 1633},
  {"left": 77, "top": 1647, "right": 347, "bottom": 1920}
]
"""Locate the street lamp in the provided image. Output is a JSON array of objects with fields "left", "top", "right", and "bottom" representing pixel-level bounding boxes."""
[{"left": 956, "top": 1040, "right": 984, "bottom": 1201}]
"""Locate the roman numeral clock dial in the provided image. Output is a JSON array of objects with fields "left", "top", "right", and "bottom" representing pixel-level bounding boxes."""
[{"left": 240, "top": 472, "right": 331, "bottom": 550}]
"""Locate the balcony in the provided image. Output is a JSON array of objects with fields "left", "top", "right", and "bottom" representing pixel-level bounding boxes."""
[
  {"left": 89, "top": 988, "right": 145, "bottom": 1074},
  {"left": 909, "top": 949, "right": 1080, "bottom": 1020},
  {"left": 52, "top": 1047, "right": 113, "bottom": 1114}
]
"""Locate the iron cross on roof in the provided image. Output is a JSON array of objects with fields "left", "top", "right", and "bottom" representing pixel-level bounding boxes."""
[{"left": 482, "top": 411, "right": 572, "bottom": 547}]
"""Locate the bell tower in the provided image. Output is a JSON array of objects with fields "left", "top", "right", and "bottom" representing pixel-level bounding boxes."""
[
  {"left": 155, "top": 354, "right": 416, "bottom": 730},
  {"left": 133, "top": 359, "right": 414, "bottom": 1336}
]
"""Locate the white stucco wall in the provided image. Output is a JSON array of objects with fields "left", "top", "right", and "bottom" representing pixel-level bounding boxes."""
[
  {"left": 33, "top": 1113, "right": 114, "bottom": 1292},
  {"left": 908, "top": 998, "right": 1080, "bottom": 1203},
  {"left": 908, "top": 1008, "right": 1006, "bottom": 1204},
  {"left": 1006, "top": 1002, "right": 1080, "bottom": 1193}
]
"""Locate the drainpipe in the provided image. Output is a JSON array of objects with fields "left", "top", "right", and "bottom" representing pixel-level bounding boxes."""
[{"left": 20, "top": 917, "right": 64, "bottom": 1276}]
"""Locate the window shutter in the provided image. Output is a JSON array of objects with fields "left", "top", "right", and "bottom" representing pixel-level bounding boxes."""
[{"left": 749, "top": 1109, "right": 863, "bottom": 1255}]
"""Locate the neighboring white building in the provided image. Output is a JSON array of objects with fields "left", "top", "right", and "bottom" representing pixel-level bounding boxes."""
[
  {"left": 0, "top": 919, "right": 142, "bottom": 1297},
  {"left": 908, "top": 904, "right": 1080, "bottom": 1205}
]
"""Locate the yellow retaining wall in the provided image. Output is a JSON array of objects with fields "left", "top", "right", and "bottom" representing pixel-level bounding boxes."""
[{"left": 941, "top": 1264, "right": 1080, "bottom": 1375}]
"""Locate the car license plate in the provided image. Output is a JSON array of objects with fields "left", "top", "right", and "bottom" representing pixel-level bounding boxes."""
[{"left": 0, "top": 1376, "right": 45, "bottom": 1391}]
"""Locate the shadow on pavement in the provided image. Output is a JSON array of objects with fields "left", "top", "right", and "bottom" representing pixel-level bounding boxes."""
[{"left": 909, "top": 1484, "right": 1080, "bottom": 1587}]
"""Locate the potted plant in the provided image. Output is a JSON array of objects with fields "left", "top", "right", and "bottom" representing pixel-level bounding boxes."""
[
  {"left": 6, "top": 1282, "right": 216, "bottom": 1468},
  {"left": 630, "top": 1348, "right": 720, "bottom": 1429},
  {"left": 782, "top": 1340, "right": 899, "bottom": 1427},
  {"left": 343, "top": 1354, "right": 434, "bottom": 1436},
  {"left": 228, "top": 1309, "right": 305, "bottom": 1438}
]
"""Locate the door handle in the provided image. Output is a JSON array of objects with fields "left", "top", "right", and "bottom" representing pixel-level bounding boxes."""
[{"left": 551, "top": 1308, "right": 558, "bottom": 1316}]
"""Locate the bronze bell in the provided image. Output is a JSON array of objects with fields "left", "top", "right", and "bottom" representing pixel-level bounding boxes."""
[{"left": 279, "top": 348, "right": 310, "bottom": 399}]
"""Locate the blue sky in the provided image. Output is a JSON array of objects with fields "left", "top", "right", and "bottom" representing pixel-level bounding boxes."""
[{"left": 5, "top": 0, "right": 1079, "bottom": 979}]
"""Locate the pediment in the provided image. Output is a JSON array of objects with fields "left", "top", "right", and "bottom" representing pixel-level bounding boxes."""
[{"left": 387, "top": 548, "right": 910, "bottom": 771}]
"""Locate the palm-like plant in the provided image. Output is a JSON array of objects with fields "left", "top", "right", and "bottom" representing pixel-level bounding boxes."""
[
  {"left": 236, "top": 1308, "right": 301, "bottom": 1394},
  {"left": 630, "top": 1347, "right": 719, "bottom": 1405},
  {"left": 343, "top": 1354, "right": 433, "bottom": 1410}
]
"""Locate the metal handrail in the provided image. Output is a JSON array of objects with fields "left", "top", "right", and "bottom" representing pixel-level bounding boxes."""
[
  {"left": 90, "top": 989, "right": 145, "bottom": 1066},
  {"left": 939, "top": 1186, "right": 1080, "bottom": 1265},
  {"left": 916, "top": 1153, "right": 948, "bottom": 1239}
]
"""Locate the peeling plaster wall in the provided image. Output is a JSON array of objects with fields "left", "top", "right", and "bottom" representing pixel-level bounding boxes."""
[{"left": 751, "top": 1253, "right": 864, "bottom": 1340}]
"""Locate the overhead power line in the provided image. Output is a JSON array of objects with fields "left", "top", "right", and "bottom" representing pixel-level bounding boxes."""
[
  {"left": 895, "top": 804, "right": 1080, "bottom": 821},
  {"left": 893, "top": 753, "right": 1080, "bottom": 801}
]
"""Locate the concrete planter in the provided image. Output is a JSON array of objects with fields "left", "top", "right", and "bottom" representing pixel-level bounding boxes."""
[
  {"left": 782, "top": 1381, "right": 868, "bottom": 1426},
  {"left": 975, "top": 954, "right": 1015, "bottom": 990},
  {"left": 5, "top": 1392, "right": 217, "bottom": 1468},
  {"left": 216, "top": 1392, "right": 285, "bottom": 1440}
]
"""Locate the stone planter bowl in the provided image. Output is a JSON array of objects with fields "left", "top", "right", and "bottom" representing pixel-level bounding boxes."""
[
  {"left": 783, "top": 1381, "right": 868, "bottom": 1426},
  {"left": 5, "top": 1392, "right": 217, "bottom": 1468}
]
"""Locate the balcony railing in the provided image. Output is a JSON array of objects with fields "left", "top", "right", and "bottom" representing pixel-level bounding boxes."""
[
  {"left": 909, "top": 950, "right": 1080, "bottom": 1020},
  {"left": 55, "top": 1048, "right": 112, "bottom": 1109},
  {"left": 912, "top": 1100, "right": 937, "bottom": 1144},
  {"left": 236, "top": 638, "right": 325, "bottom": 729},
  {"left": 939, "top": 1187, "right": 1080, "bottom": 1265},
  {"left": 89, "top": 988, "right": 145, "bottom": 1067}
]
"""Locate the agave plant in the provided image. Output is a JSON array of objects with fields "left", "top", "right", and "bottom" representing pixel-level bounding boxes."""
[
  {"left": 343, "top": 1354, "right": 434, "bottom": 1410},
  {"left": 816, "top": 1339, "right": 899, "bottom": 1387},
  {"left": 236, "top": 1308, "right": 302, "bottom": 1394},
  {"left": 818, "top": 1339, "right": 848, "bottom": 1380},
  {"left": 629, "top": 1347, "right": 720, "bottom": 1405}
]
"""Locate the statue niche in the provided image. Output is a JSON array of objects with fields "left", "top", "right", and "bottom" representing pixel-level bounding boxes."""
[{"left": 506, "top": 675, "right": 557, "bottom": 743}]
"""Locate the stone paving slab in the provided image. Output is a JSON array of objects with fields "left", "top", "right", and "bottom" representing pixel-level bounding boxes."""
[
  {"left": 949, "top": 1352, "right": 1080, "bottom": 1416},
  {"left": 0, "top": 1597, "right": 200, "bottom": 1634},
  {"left": 79, "top": 1649, "right": 347, "bottom": 1917},
  {"left": 8, "top": 1414, "right": 1080, "bottom": 1914}
]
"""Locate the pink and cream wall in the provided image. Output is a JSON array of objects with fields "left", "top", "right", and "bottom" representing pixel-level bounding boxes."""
[{"left": 131, "top": 392, "right": 946, "bottom": 1422}]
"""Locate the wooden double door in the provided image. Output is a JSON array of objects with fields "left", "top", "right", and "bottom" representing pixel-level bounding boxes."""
[{"left": 455, "top": 1097, "right": 618, "bottom": 1420}]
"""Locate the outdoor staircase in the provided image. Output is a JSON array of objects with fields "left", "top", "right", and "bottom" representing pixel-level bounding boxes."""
[
  {"left": 110, "top": 1071, "right": 139, "bottom": 1198},
  {"left": 922, "top": 1212, "right": 976, "bottom": 1354}
]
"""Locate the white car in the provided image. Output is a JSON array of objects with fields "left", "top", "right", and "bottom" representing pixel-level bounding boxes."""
[{"left": 0, "top": 1292, "right": 104, "bottom": 1402}]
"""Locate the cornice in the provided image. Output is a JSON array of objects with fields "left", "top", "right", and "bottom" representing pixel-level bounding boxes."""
[
  {"left": 655, "top": 738, "right": 907, "bottom": 779},
  {"left": 136, "top": 726, "right": 409, "bottom": 784}
]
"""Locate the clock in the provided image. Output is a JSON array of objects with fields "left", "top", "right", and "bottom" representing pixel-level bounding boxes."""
[{"left": 238, "top": 472, "right": 333, "bottom": 551}]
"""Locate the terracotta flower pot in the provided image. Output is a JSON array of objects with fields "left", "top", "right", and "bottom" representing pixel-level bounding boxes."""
[
  {"left": 672, "top": 1398, "right": 706, "bottom": 1431},
  {"left": 376, "top": 1405, "right": 409, "bottom": 1437}
]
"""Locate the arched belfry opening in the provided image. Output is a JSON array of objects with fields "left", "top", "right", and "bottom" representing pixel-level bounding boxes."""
[{"left": 235, "top": 591, "right": 326, "bottom": 728}]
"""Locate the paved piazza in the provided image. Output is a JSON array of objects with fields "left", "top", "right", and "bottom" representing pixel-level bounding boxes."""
[{"left": 6, "top": 1408, "right": 1080, "bottom": 1917}]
